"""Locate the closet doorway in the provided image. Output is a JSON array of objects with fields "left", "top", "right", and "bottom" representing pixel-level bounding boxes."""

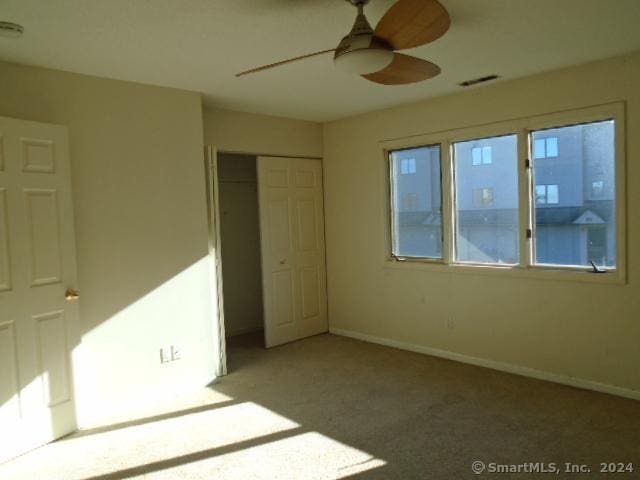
[{"left": 217, "top": 153, "right": 264, "bottom": 340}]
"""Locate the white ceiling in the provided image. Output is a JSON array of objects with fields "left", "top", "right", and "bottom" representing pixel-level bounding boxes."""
[{"left": 1, "top": 0, "right": 640, "bottom": 122}]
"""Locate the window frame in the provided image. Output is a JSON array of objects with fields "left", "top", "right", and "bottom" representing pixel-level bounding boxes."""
[{"left": 381, "top": 102, "right": 626, "bottom": 284}]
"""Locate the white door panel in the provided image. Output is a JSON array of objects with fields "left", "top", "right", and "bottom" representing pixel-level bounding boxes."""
[
  {"left": 258, "top": 157, "right": 327, "bottom": 347},
  {"left": 0, "top": 116, "right": 80, "bottom": 463}
]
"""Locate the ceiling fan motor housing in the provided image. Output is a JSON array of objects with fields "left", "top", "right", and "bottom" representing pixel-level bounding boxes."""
[{"left": 334, "top": 2, "right": 394, "bottom": 75}]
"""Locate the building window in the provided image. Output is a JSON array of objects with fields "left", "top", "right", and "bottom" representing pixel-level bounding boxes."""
[
  {"left": 401, "top": 193, "right": 419, "bottom": 210},
  {"left": 471, "top": 145, "right": 492, "bottom": 165},
  {"left": 535, "top": 184, "right": 559, "bottom": 205},
  {"left": 400, "top": 157, "right": 416, "bottom": 174},
  {"left": 591, "top": 180, "right": 604, "bottom": 197},
  {"left": 455, "top": 135, "right": 519, "bottom": 265},
  {"left": 532, "top": 120, "right": 615, "bottom": 268},
  {"left": 473, "top": 188, "right": 495, "bottom": 207},
  {"left": 533, "top": 136, "right": 559, "bottom": 159},
  {"left": 387, "top": 106, "right": 621, "bottom": 276},
  {"left": 390, "top": 145, "right": 442, "bottom": 259}
]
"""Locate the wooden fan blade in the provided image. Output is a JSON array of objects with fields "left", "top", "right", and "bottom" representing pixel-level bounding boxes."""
[
  {"left": 236, "top": 49, "right": 335, "bottom": 77},
  {"left": 362, "top": 53, "right": 440, "bottom": 85},
  {"left": 375, "top": 0, "right": 450, "bottom": 51}
]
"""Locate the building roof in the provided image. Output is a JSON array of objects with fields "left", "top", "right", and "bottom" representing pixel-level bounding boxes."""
[{"left": 397, "top": 201, "right": 614, "bottom": 227}]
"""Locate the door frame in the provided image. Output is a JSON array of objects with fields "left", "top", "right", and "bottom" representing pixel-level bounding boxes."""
[{"left": 204, "top": 146, "right": 227, "bottom": 376}]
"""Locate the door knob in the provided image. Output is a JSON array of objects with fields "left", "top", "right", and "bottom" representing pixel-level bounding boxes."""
[
  {"left": 279, "top": 259, "right": 286, "bottom": 265},
  {"left": 65, "top": 288, "right": 80, "bottom": 300}
]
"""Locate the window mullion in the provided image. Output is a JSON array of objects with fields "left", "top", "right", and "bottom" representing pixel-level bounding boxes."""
[
  {"left": 441, "top": 140, "right": 454, "bottom": 264},
  {"left": 518, "top": 129, "right": 533, "bottom": 268}
]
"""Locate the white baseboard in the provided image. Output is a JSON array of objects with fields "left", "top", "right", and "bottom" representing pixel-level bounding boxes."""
[{"left": 330, "top": 327, "right": 640, "bottom": 402}]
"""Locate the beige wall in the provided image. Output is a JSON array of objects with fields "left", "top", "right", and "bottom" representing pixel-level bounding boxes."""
[
  {"left": 323, "top": 53, "right": 640, "bottom": 394},
  {"left": 203, "top": 107, "right": 323, "bottom": 158},
  {"left": 0, "top": 61, "right": 218, "bottom": 426}
]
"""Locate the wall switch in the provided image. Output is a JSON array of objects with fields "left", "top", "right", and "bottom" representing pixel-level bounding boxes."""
[
  {"left": 171, "top": 345, "right": 181, "bottom": 361},
  {"left": 160, "top": 347, "right": 172, "bottom": 363}
]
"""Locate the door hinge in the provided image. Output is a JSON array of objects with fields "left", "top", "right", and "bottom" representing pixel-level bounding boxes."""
[
  {"left": 526, "top": 228, "right": 532, "bottom": 239},
  {"left": 525, "top": 158, "right": 531, "bottom": 169}
]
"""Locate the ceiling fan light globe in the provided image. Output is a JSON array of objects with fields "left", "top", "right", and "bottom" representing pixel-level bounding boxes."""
[{"left": 334, "top": 48, "right": 394, "bottom": 75}]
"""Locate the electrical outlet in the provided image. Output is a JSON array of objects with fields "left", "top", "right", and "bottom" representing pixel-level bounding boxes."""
[
  {"left": 159, "top": 347, "right": 172, "bottom": 363},
  {"left": 171, "top": 345, "right": 181, "bottom": 361}
]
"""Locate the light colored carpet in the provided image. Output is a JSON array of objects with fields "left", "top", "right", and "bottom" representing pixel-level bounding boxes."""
[{"left": 1, "top": 332, "right": 639, "bottom": 479}]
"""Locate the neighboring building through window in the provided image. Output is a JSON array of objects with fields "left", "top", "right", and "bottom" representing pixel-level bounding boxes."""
[
  {"left": 534, "top": 136, "right": 559, "bottom": 159},
  {"left": 472, "top": 145, "right": 492, "bottom": 165},
  {"left": 454, "top": 134, "right": 519, "bottom": 265},
  {"left": 390, "top": 146, "right": 442, "bottom": 259},
  {"left": 532, "top": 120, "right": 615, "bottom": 268}
]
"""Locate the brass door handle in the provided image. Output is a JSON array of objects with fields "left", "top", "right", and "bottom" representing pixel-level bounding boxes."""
[{"left": 65, "top": 288, "right": 80, "bottom": 300}]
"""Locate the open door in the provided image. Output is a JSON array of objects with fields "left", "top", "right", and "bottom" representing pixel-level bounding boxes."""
[
  {"left": 0, "top": 116, "right": 81, "bottom": 462},
  {"left": 205, "top": 146, "right": 227, "bottom": 376},
  {"left": 257, "top": 156, "right": 328, "bottom": 347}
]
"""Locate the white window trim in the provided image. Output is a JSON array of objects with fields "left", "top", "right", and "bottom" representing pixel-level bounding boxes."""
[{"left": 380, "top": 102, "right": 627, "bottom": 285}]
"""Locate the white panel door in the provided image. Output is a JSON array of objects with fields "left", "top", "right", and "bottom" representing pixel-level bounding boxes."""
[
  {"left": 0, "top": 116, "right": 81, "bottom": 463},
  {"left": 257, "top": 157, "right": 327, "bottom": 347}
]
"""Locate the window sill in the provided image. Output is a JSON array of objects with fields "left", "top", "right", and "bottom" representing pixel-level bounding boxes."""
[{"left": 384, "top": 258, "right": 625, "bottom": 285}]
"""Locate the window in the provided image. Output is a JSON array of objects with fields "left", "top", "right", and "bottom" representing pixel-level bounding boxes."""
[
  {"left": 533, "top": 136, "right": 559, "bottom": 159},
  {"left": 454, "top": 135, "right": 519, "bottom": 265},
  {"left": 535, "top": 184, "right": 559, "bottom": 205},
  {"left": 471, "top": 145, "right": 492, "bottom": 165},
  {"left": 532, "top": 120, "right": 615, "bottom": 268},
  {"left": 591, "top": 180, "right": 604, "bottom": 197},
  {"left": 386, "top": 105, "right": 622, "bottom": 277},
  {"left": 473, "top": 188, "right": 494, "bottom": 207},
  {"left": 385, "top": 104, "right": 626, "bottom": 282},
  {"left": 390, "top": 145, "right": 442, "bottom": 259},
  {"left": 401, "top": 193, "right": 419, "bottom": 210},
  {"left": 400, "top": 157, "right": 416, "bottom": 174}
]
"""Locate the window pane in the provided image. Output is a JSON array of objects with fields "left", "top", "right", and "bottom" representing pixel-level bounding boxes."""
[
  {"left": 591, "top": 180, "right": 604, "bottom": 197},
  {"left": 532, "top": 120, "right": 616, "bottom": 268},
  {"left": 472, "top": 147, "right": 481, "bottom": 165},
  {"left": 547, "top": 184, "right": 559, "bottom": 204},
  {"left": 482, "top": 146, "right": 492, "bottom": 164},
  {"left": 546, "top": 137, "right": 558, "bottom": 157},
  {"left": 534, "top": 138, "right": 546, "bottom": 159},
  {"left": 454, "top": 135, "right": 519, "bottom": 264},
  {"left": 390, "top": 145, "right": 442, "bottom": 258}
]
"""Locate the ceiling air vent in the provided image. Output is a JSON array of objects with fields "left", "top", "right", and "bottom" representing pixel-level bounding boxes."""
[
  {"left": 458, "top": 75, "right": 499, "bottom": 87},
  {"left": 0, "top": 22, "right": 24, "bottom": 38}
]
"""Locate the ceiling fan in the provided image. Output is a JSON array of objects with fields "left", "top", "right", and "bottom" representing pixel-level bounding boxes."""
[{"left": 236, "top": 0, "right": 450, "bottom": 85}]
